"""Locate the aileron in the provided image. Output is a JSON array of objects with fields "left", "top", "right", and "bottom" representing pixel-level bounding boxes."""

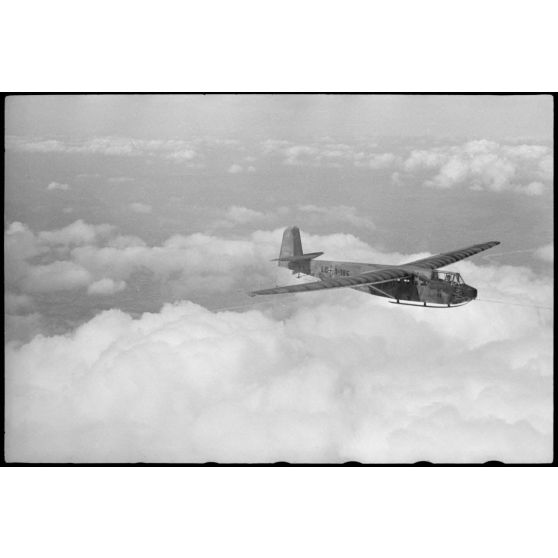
[{"left": 403, "top": 241, "right": 500, "bottom": 270}]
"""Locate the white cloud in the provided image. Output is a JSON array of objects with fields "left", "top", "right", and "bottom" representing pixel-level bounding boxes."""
[
  {"left": 284, "top": 145, "right": 318, "bottom": 165},
  {"left": 9, "top": 136, "right": 553, "bottom": 197},
  {"left": 38, "top": 220, "right": 115, "bottom": 246},
  {"left": 6, "top": 221, "right": 28, "bottom": 235},
  {"left": 87, "top": 278, "right": 127, "bottom": 296},
  {"left": 516, "top": 181, "right": 545, "bottom": 196},
  {"left": 404, "top": 149, "right": 446, "bottom": 171},
  {"left": 5, "top": 221, "right": 45, "bottom": 259},
  {"left": 7, "top": 136, "right": 199, "bottom": 162},
  {"left": 5, "top": 220, "right": 115, "bottom": 294},
  {"left": 261, "top": 139, "right": 400, "bottom": 170},
  {"left": 228, "top": 164, "right": 244, "bottom": 174},
  {"left": 502, "top": 144, "right": 550, "bottom": 159},
  {"left": 47, "top": 181, "right": 70, "bottom": 191},
  {"left": 538, "top": 154, "right": 553, "bottom": 181},
  {"left": 535, "top": 243, "right": 553, "bottom": 263},
  {"left": 403, "top": 140, "right": 552, "bottom": 195},
  {"left": 66, "top": 228, "right": 282, "bottom": 298},
  {"left": 165, "top": 149, "right": 196, "bottom": 161},
  {"left": 130, "top": 202, "right": 152, "bottom": 214},
  {"left": 5, "top": 278, "right": 552, "bottom": 463},
  {"left": 427, "top": 157, "right": 474, "bottom": 189},
  {"left": 22, "top": 260, "right": 93, "bottom": 293},
  {"left": 5, "top": 220, "right": 278, "bottom": 299},
  {"left": 258, "top": 137, "right": 551, "bottom": 187},
  {"left": 3, "top": 221, "right": 553, "bottom": 462}
]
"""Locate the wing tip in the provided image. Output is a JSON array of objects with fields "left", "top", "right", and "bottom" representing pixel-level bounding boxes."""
[{"left": 249, "top": 290, "right": 268, "bottom": 296}]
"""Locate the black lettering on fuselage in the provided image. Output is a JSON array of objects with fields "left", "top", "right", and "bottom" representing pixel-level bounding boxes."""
[{"left": 319, "top": 265, "right": 350, "bottom": 277}]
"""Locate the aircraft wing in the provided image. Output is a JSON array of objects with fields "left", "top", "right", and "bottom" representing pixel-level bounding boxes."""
[
  {"left": 402, "top": 241, "right": 500, "bottom": 270},
  {"left": 249, "top": 267, "right": 410, "bottom": 296}
]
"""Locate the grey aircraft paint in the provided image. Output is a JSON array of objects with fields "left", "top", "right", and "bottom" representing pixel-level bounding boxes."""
[{"left": 250, "top": 226, "right": 498, "bottom": 308}]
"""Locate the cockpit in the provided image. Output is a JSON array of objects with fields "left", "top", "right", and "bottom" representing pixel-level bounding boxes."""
[{"left": 432, "top": 270, "right": 465, "bottom": 284}]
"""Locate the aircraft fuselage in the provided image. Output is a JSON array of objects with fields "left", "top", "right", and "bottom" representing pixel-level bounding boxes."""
[{"left": 301, "top": 259, "right": 477, "bottom": 307}]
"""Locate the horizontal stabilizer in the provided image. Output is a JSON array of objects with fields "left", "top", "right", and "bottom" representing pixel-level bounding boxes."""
[{"left": 271, "top": 251, "right": 324, "bottom": 262}]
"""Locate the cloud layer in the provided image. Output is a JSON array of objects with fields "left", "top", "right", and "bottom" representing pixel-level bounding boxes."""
[
  {"left": 4, "top": 221, "right": 553, "bottom": 463},
  {"left": 6, "top": 289, "right": 552, "bottom": 463},
  {"left": 7, "top": 135, "right": 552, "bottom": 196},
  {"left": 403, "top": 140, "right": 552, "bottom": 194}
]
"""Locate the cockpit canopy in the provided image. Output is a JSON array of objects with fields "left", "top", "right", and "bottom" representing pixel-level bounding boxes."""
[{"left": 432, "top": 270, "right": 464, "bottom": 284}]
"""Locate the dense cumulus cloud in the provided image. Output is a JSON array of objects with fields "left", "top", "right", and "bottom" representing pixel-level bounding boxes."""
[
  {"left": 4, "top": 220, "right": 553, "bottom": 463},
  {"left": 5, "top": 219, "right": 380, "bottom": 306},
  {"left": 403, "top": 140, "right": 552, "bottom": 194}
]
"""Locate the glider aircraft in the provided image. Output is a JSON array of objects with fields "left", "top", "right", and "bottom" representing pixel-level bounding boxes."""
[{"left": 250, "top": 226, "right": 500, "bottom": 308}]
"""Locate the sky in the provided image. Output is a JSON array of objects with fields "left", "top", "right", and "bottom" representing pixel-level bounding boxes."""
[
  {"left": 4, "top": 94, "right": 554, "bottom": 463},
  {"left": 6, "top": 94, "right": 553, "bottom": 140}
]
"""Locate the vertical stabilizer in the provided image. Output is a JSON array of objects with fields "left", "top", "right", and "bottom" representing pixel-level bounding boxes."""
[{"left": 278, "top": 226, "right": 303, "bottom": 268}]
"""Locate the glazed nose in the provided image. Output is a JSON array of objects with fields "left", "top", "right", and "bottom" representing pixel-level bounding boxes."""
[{"left": 468, "top": 287, "right": 478, "bottom": 300}]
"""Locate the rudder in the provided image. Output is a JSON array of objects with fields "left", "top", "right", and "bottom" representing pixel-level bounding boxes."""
[{"left": 278, "top": 226, "right": 303, "bottom": 268}]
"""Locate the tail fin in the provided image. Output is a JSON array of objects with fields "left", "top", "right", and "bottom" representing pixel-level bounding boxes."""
[
  {"left": 275, "top": 226, "right": 323, "bottom": 274},
  {"left": 278, "top": 226, "right": 303, "bottom": 268}
]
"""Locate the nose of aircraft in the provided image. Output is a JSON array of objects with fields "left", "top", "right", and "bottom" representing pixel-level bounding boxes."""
[{"left": 453, "top": 284, "right": 477, "bottom": 304}]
